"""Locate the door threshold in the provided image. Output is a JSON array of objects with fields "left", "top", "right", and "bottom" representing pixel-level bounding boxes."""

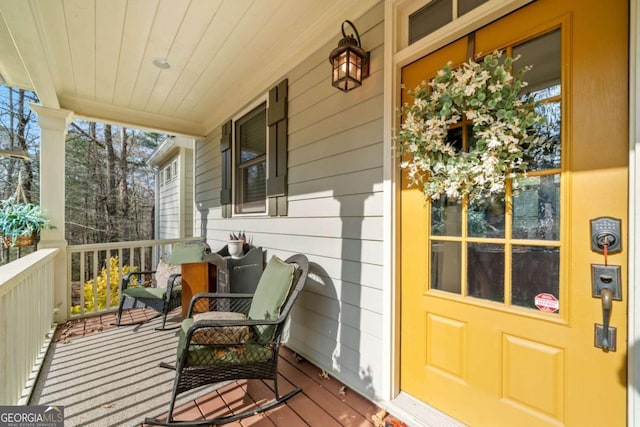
[{"left": 386, "top": 392, "right": 467, "bottom": 427}]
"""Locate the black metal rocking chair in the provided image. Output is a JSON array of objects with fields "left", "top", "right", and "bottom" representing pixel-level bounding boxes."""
[
  {"left": 115, "top": 260, "right": 182, "bottom": 331},
  {"left": 145, "top": 254, "right": 309, "bottom": 426}
]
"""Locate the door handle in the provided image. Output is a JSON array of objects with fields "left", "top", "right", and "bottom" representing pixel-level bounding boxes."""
[{"left": 601, "top": 288, "right": 613, "bottom": 349}]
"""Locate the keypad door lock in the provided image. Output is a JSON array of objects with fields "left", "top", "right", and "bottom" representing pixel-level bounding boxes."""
[{"left": 590, "top": 217, "right": 622, "bottom": 254}]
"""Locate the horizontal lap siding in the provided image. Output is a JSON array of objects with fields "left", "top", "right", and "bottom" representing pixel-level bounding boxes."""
[
  {"left": 195, "top": 129, "right": 221, "bottom": 217},
  {"left": 183, "top": 149, "right": 194, "bottom": 237},
  {"left": 194, "top": 2, "right": 385, "bottom": 399},
  {"left": 159, "top": 157, "right": 181, "bottom": 239}
]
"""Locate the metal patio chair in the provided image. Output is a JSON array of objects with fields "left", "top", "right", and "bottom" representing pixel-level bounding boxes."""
[
  {"left": 114, "top": 258, "right": 182, "bottom": 330},
  {"left": 145, "top": 253, "right": 309, "bottom": 426}
]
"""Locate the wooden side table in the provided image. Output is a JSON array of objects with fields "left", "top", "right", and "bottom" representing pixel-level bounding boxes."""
[{"left": 180, "top": 262, "right": 216, "bottom": 317}]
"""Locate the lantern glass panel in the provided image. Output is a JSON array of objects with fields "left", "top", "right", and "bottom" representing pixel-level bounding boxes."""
[{"left": 348, "top": 54, "right": 361, "bottom": 80}]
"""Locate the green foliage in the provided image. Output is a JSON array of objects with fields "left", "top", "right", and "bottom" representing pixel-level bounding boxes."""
[
  {"left": 0, "top": 197, "right": 53, "bottom": 246},
  {"left": 71, "top": 256, "right": 135, "bottom": 314}
]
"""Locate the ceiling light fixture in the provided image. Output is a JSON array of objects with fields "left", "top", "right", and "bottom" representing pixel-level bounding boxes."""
[{"left": 152, "top": 58, "right": 171, "bottom": 70}]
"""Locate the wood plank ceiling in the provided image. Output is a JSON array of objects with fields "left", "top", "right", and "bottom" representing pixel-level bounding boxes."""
[{"left": 0, "top": 0, "right": 378, "bottom": 137}]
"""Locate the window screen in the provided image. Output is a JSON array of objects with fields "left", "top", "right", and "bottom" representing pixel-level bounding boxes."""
[{"left": 235, "top": 103, "right": 267, "bottom": 214}]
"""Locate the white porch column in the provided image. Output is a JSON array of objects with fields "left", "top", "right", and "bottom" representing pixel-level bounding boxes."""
[{"left": 29, "top": 104, "right": 73, "bottom": 324}]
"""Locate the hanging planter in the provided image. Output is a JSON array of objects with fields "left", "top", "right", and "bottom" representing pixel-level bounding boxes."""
[
  {"left": 396, "top": 51, "right": 547, "bottom": 202},
  {"left": 0, "top": 232, "right": 37, "bottom": 248},
  {"left": 0, "top": 199, "right": 53, "bottom": 248},
  {"left": 0, "top": 173, "right": 54, "bottom": 248}
]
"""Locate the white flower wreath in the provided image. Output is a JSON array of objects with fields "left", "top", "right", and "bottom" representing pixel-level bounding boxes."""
[{"left": 396, "top": 51, "right": 546, "bottom": 202}]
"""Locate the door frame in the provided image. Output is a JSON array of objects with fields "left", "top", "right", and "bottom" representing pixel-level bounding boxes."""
[
  {"left": 380, "top": 0, "right": 639, "bottom": 424},
  {"left": 629, "top": 0, "right": 639, "bottom": 421}
]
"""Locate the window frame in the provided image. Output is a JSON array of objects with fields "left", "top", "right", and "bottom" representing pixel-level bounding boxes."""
[
  {"left": 231, "top": 96, "right": 269, "bottom": 216},
  {"left": 171, "top": 159, "right": 178, "bottom": 181},
  {"left": 163, "top": 165, "right": 171, "bottom": 184}
]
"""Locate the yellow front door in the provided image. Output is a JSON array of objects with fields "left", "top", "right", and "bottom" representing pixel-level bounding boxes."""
[{"left": 399, "top": 1, "right": 628, "bottom": 426}]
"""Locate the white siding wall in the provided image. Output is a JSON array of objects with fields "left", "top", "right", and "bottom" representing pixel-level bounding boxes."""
[
  {"left": 182, "top": 148, "right": 194, "bottom": 238},
  {"left": 195, "top": 3, "right": 384, "bottom": 399},
  {"left": 159, "top": 154, "right": 181, "bottom": 239},
  {"left": 158, "top": 148, "right": 194, "bottom": 240}
]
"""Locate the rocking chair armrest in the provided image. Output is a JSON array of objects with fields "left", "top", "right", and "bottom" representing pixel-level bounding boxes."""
[{"left": 187, "top": 292, "right": 254, "bottom": 318}]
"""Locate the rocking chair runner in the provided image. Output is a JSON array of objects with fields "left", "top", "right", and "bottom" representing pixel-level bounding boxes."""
[{"left": 145, "top": 254, "right": 309, "bottom": 426}]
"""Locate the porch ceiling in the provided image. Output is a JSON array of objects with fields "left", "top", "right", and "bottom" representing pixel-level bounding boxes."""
[{"left": 0, "top": 0, "right": 378, "bottom": 137}]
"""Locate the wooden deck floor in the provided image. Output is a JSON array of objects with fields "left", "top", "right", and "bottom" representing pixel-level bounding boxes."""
[{"left": 37, "top": 309, "right": 401, "bottom": 427}]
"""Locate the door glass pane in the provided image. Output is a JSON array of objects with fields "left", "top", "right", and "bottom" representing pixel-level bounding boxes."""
[
  {"left": 468, "top": 196, "right": 505, "bottom": 238},
  {"left": 447, "top": 126, "right": 463, "bottom": 152},
  {"left": 468, "top": 243, "right": 504, "bottom": 302},
  {"left": 432, "top": 196, "right": 462, "bottom": 236},
  {"left": 512, "top": 174, "right": 560, "bottom": 240},
  {"left": 513, "top": 30, "right": 562, "bottom": 171},
  {"left": 512, "top": 246, "right": 560, "bottom": 311},
  {"left": 524, "top": 101, "right": 561, "bottom": 170},
  {"left": 513, "top": 29, "right": 561, "bottom": 97},
  {"left": 431, "top": 241, "right": 461, "bottom": 294}
]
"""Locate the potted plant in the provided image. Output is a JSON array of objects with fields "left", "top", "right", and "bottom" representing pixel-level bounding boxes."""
[
  {"left": 228, "top": 231, "right": 250, "bottom": 258},
  {"left": 0, "top": 197, "right": 54, "bottom": 247}
]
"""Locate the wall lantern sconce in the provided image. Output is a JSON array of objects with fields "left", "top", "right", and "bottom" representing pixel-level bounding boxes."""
[{"left": 329, "top": 20, "right": 370, "bottom": 92}]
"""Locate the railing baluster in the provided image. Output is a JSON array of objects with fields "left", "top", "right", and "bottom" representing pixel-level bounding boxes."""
[
  {"left": 79, "top": 252, "right": 86, "bottom": 316},
  {"left": 65, "top": 238, "right": 204, "bottom": 319}
]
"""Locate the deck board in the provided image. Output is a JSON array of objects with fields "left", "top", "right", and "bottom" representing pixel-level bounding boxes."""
[
  {"left": 33, "top": 310, "right": 402, "bottom": 427},
  {"left": 280, "top": 348, "right": 380, "bottom": 423}
]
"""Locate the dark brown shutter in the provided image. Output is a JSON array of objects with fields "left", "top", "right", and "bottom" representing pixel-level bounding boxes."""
[
  {"left": 220, "top": 120, "right": 233, "bottom": 218},
  {"left": 267, "top": 79, "right": 288, "bottom": 216}
]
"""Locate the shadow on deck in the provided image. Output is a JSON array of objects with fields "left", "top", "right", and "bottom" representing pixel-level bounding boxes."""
[{"left": 31, "top": 310, "right": 397, "bottom": 427}]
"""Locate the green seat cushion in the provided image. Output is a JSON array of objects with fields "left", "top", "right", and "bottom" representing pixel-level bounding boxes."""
[
  {"left": 123, "top": 286, "right": 166, "bottom": 299},
  {"left": 168, "top": 242, "right": 207, "bottom": 264},
  {"left": 248, "top": 255, "right": 295, "bottom": 341},
  {"left": 177, "top": 318, "right": 273, "bottom": 366}
]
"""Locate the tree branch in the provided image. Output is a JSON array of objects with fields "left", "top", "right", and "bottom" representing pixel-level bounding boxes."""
[{"left": 69, "top": 122, "right": 106, "bottom": 148}]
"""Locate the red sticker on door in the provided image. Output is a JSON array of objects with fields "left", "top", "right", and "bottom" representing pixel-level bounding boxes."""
[{"left": 534, "top": 293, "right": 559, "bottom": 313}]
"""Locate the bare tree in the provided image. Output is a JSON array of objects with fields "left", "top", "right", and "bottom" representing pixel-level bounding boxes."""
[
  {"left": 65, "top": 120, "right": 158, "bottom": 244},
  {"left": 1, "top": 83, "right": 160, "bottom": 249},
  {"left": 0, "top": 87, "right": 38, "bottom": 201}
]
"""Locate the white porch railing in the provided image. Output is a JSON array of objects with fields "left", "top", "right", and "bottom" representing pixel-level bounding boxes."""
[
  {"left": 66, "top": 238, "right": 203, "bottom": 318},
  {"left": 0, "top": 248, "right": 58, "bottom": 405}
]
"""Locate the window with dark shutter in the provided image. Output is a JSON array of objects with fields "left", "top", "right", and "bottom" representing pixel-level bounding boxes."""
[{"left": 219, "top": 79, "right": 288, "bottom": 217}]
